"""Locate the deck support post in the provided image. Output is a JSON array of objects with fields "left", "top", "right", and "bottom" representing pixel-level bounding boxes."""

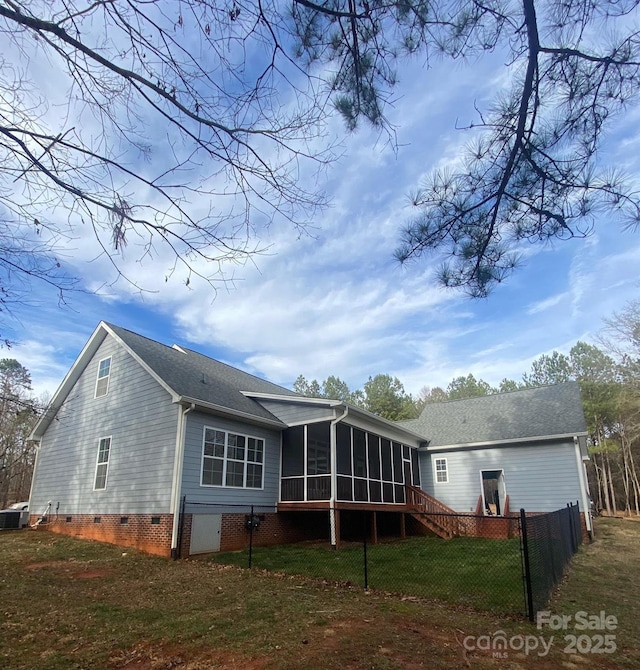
[
  {"left": 400, "top": 512, "right": 406, "bottom": 539},
  {"left": 371, "top": 511, "right": 378, "bottom": 545},
  {"left": 330, "top": 508, "right": 340, "bottom": 549},
  {"left": 329, "top": 505, "right": 338, "bottom": 548}
]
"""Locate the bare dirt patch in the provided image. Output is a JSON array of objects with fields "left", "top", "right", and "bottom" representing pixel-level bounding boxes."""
[
  {"left": 25, "top": 561, "right": 67, "bottom": 570},
  {"left": 112, "top": 643, "right": 268, "bottom": 670},
  {"left": 25, "top": 560, "right": 113, "bottom": 579}
]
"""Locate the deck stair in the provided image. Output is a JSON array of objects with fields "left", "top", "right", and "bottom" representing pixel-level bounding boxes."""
[{"left": 406, "top": 486, "right": 460, "bottom": 539}]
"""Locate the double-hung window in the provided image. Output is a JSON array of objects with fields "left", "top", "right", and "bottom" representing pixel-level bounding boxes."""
[
  {"left": 95, "top": 357, "right": 111, "bottom": 398},
  {"left": 434, "top": 457, "right": 448, "bottom": 483},
  {"left": 201, "top": 427, "right": 264, "bottom": 489},
  {"left": 94, "top": 437, "right": 112, "bottom": 490}
]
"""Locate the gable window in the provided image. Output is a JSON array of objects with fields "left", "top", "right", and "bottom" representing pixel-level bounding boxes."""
[
  {"left": 201, "top": 427, "right": 264, "bottom": 489},
  {"left": 434, "top": 457, "right": 448, "bottom": 484},
  {"left": 95, "top": 357, "right": 111, "bottom": 398},
  {"left": 94, "top": 436, "right": 112, "bottom": 490}
]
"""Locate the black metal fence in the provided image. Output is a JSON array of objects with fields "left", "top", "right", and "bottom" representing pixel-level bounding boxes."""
[
  {"left": 177, "top": 499, "right": 585, "bottom": 618},
  {"left": 520, "top": 502, "right": 583, "bottom": 621}
]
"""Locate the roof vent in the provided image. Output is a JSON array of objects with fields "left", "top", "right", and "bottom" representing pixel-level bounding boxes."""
[{"left": 201, "top": 373, "right": 207, "bottom": 384}]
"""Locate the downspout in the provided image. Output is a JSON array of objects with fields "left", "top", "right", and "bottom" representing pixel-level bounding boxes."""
[
  {"left": 574, "top": 436, "right": 592, "bottom": 536},
  {"left": 329, "top": 405, "right": 349, "bottom": 547},
  {"left": 170, "top": 402, "right": 195, "bottom": 559},
  {"left": 27, "top": 439, "right": 41, "bottom": 520}
]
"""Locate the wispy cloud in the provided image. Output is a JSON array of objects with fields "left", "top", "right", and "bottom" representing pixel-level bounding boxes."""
[
  {"left": 526, "top": 292, "right": 569, "bottom": 315},
  {"left": 3, "top": 19, "right": 639, "bottom": 406}
]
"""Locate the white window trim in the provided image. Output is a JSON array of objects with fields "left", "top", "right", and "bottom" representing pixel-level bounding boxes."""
[
  {"left": 200, "top": 426, "right": 265, "bottom": 490},
  {"left": 94, "top": 356, "right": 112, "bottom": 398},
  {"left": 93, "top": 435, "right": 112, "bottom": 491},
  {"left": 434, "top": 457, "right": 449, "bottom": 484}
]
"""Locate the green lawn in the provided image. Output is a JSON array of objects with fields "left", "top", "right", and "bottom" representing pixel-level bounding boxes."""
[
  {"left": 1, "top": 519, "right": 637, "bottom": 669},
  {"left": 211, "top": 535, "right": 526, "bottom": 613}
]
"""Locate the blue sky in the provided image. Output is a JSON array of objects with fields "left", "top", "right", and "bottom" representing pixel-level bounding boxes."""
[{"left": 4, "top": 14, "right": 640, "bottom": 400}]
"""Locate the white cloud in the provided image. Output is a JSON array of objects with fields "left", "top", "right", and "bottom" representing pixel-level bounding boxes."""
[
  {"left": 4, "top": 9, "right": 640, "bottom": 409},
  {"left": 526, "top": 292, "right": 569, "bottom": 315},
  {"left": 9, "top": 337, "right": 76, "bottom": 399}
]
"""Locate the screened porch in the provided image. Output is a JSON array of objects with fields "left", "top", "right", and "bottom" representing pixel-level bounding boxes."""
[{"left": 280, "top": 420, "right": 421, "bottom": 506}]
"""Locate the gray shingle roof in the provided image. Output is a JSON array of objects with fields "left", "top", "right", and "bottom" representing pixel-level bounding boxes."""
[
  {"left": 400, "top": 382, "right": 587, "bottom": 446},
  {"left": 107, "top": 323, "right": 296, "bottom": 423}
]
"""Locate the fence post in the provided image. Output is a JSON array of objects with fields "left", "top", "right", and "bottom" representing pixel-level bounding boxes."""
[
  {"left": 520, "top": 508, "right": 535, "bottom": 622},
  {"left": 248, "top": 505, "right": 254, "bottom": 569},
  {"left": 363, "top": 512, "right": 369, "bottom": 590},
  {"left": 567, "top": 503, "right": 576, "bottom": 553}
]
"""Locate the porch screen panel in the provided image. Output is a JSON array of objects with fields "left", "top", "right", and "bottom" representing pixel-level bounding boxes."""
[
  {"left": 367, "top": 434, "right": 381, "bottom": 480},
  {"left": 336, "top": 424, "right": 352, "bottom": 475},
  {"left": 354, "top": 478, "right": 368, "bottom": 501},
  {"left": 403, "top": 461, "right": 412, "bottom": 490},
  {"left": 282, "top": 426, "right": 304, "bottom": 477},
  {"left": 381, "top": 439, "right": 392, "bottom": 481},
  {"left": 353, "top": 429, "right": 367, "bottom": 478},
  {"left": 307, "top": 422, "right": 330, "bottom": 475},
  {"left": 281, "top": 425, "right": 303, "bottom": 501},
  {"left": 392, "top": 442, "right": 403, "bottom": 483},
  {"left": 369, "top": 480, "right": 382, "bottom": 503},
  {"left": 337, "top": 476, "right": 353, "bottom": 501},
  {"left": 307, "top": 476, "right": 330, "bottom": 500},
  {"left": 281, "top": 478, "right": 304, "bottom": 501},
  {"left": 411, "top": 448, "right": 420, "bottom": 486}
]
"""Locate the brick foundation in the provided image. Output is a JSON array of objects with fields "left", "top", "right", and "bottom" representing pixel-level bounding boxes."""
[
  {"left": 29, "top": 513, "right": 173, "bottom": 557},
  {"left": 221, "top": 511, "right": 329, "bottom": 551},
  {"left": 179, "top": 510, "right": 330, "bottom": 556},
  {"left": 26, "top": 507, "right": 592, "bottom": 558},
  {"left": 580, "top": 512, "right": 591, "bottom": 543}
]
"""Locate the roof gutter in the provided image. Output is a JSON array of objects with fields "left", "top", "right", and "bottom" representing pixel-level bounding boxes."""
[
  {"left": 574, "top": 436, "right": 593, "bottom": 534},
  {"left": 176, "top": 395, "right": 286, "bottom": 429},
  {"left": 421, "top": 431, "right": 589, "bottom": 452}
]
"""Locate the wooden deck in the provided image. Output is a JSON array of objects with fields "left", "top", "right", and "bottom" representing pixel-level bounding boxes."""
[
  {"left": 278, "top": 486, "right": 462, "bottom": 543},
  {"left": 277, "top": 500, "right": 414, "bottom": 513}
]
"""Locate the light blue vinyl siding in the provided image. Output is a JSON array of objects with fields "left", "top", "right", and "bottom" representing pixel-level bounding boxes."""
[
  {"left": 180, "top": 411, "right": 281, "bottom": 509},
  {"left": 257, "top": 400, "right": 335, "bottom": 425},
  {"left": 30, "top": 335, "right": 179, "bottom": 515},
  {"left": 420, "top": 440, "right": 583, "bottom": 513}
]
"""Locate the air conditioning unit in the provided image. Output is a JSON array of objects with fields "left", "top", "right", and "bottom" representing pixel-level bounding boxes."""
[{"left": 0, "top": 511, "right": 21, "bottom": 530}]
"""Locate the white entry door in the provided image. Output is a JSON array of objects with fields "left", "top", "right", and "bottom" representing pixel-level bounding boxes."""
[{"left": 189, "top": 513, "right": 222, "bottom": 554}]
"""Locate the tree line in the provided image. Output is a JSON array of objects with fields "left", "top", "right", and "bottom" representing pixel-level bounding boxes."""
[
  {"left": 0, "top": 360, "right": 45, "bottom": 508},
  {"left": 1, "top": 298, "right": 637, "bottom": 514},
  {"left": 294, "top": 299, "right": 640, "bottom": 517}
]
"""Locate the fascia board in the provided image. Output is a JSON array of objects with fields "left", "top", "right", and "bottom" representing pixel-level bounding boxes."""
[
  {"left": 177, "top": 395, "right": 287, "bottom": 429},
  {"left": 422, "top": 431, "right": 589, "bottom": 452},
  {"left": 245, "top": 392, "right": 428, "bottom": 443},
  {"left": 342, "top": 406, "right": 428, "bottom": 444},
  {"left": 242, "top": 391, "right": 341, "bottom": 407}
]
